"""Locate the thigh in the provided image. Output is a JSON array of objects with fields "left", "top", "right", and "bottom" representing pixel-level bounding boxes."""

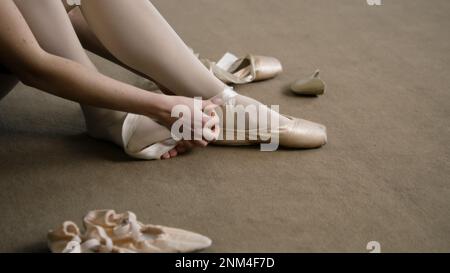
[
  {"left": 14, "top": 0, "right": 125, "bottom": 123},
  {"left": 13, "top": 0, "right": 95, "bottom": 69}
]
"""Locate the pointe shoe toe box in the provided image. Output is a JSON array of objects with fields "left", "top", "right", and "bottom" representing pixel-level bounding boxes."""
[
  {"left": 140, "top": 225, "right": 212, "bottom": 253},
  {"left": 280, "top": 119, "right": 327, "bottom": 148},
  {"left": 253, "top": 55, "right": 283, "bottom": 81}
]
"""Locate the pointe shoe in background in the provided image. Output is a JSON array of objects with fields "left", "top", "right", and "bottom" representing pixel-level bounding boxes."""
[
  {"left": 290, "top": 69, "right": 326, "bottom": 96},
  {"left": 199, "top": 52, "right": 283, "bottom": 84},
  {"left": 83, "top": 210, "right": 212, "bottom": 253}
]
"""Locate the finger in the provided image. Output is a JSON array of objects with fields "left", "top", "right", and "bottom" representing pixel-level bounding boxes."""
[
  {"left": 203, "top": 101, "right": 219, "bottom": 115},
  {"left": 209, "top": 96, "right": 225, "bottom": 106},
  {"left": 192, "top": 112, "right": 205, "bottom": 141},
  {"left": 202, "top": 99, "right": 214, "bottom": 109},
  {"left": 202, "top": 112, "right": 220, "bottom": 142},
  {"left": 204, "top": 113, "right": 220, "bottom": 128}
]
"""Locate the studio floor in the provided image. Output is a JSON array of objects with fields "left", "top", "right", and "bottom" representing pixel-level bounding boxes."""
[{"left": 0, "top": 0, "right": 449, "bottom": 252}]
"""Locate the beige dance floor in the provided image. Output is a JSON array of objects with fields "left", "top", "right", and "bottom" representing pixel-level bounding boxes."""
[{"left": 1, "top": 0, "right": 449, "bottom": 252}]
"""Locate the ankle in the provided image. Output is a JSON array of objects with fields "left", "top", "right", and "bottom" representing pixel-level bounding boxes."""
[{"left": 210, "top": 86, "right": 238, "bottom": 106}]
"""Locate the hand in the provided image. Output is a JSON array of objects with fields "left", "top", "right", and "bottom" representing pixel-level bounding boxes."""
[{"left": 156, "top": 95, "right": 220, "bottom": 147}]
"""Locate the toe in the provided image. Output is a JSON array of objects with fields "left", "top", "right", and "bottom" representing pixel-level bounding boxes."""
[
  {"left": 176, "top": 145, "right": 186, "bottom": 154},
  {"left": 183, "top": 141, "right": 194, "bottom": 149},
  {"left": 169, "top": 149, "right": 178, "bottom": 157},
  {"left": 161, "top": 152, "right": 170, "bottom": 160},
  {"left": 195, "top": 140, "right": 208, "bottom": 147}
]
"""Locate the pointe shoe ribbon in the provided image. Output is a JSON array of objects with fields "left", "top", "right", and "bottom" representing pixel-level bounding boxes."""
[
  {"left": 121, "top": 114, "right": 177, "bottom": 160},
  {"left": 290, "top": 69, "right": 326, "bottom": 96},
  {"left": 210, "top": 86, "right": 238, "bottom": 106},
  {"left": 83, "top": 210, "right": 212, "bottom": 253},
  {"left": 65, "top": 0, "right": 80, "bottom": 6},
  {"left": 48, "top": 221, "right": 82, "bottom": 253},
  {"left": 120, "top": 103, "right": 221, "bottom": 160},
  {"left": 199, "top": 52, "right": 283, "bottom": 84},
  {"left": 48, "top": 221, "right": 114, "bottom": 253}
]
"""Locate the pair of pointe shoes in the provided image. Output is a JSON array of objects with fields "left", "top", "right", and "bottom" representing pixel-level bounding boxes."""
[
  {"left": 201, "top": 52, "right": 327, "bottom": 149},
  {"left": 117, "top": 52, "right": 326, "bottom": 160},
  {"left": 48, "top": 210, "right": 212, "bottom": 253}
]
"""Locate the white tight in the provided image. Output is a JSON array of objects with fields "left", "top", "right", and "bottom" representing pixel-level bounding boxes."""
[
  {"left": 79, "top": 0, "right": 289, "bottom": 128},
  {"left": 12, "top": 0, "right": 289, "bottom": 158},
  {"left": 13, "top": 0, "right": 173, "bottom": 155}
]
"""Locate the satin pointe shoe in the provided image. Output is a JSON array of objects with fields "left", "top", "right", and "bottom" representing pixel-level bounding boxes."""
[
  {"left": 48, "top": 221, "right": 84, "bottom": 253},
  {"left": 121, "top": 114, "right": 178, "bottom": 160},
  {"left": 48, "top": 219, "right": 112, "bottom": 253},
  {"left": 81, "top": 224, "right": 127, "bottom": 253},
  {"left": 90, "top": 107, "right": 219, "bottom": 160},
  {"left": 198, "top": 52, "right": 283, "bottom": 84},
  {"left": 211, "top": 87, "right": 327, "bottom": 149},
  {"left": 48, "top": 221, "right": 119, "bottom": 253},
  {"left": 290, "top": 69, "right": 326, "bottom": 96},
  {"left": 83, "top": 210, "right": 212, "bottom": 253},
  {"left": 216, "top": 115, "right": 328, "bottom": 149},
  {"left": 87, "top": 111, "right": 178, "bottom": 160}
]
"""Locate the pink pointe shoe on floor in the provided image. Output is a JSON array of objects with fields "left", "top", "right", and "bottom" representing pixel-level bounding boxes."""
[{"left": 48, "top": 210, "right": 212, "bottom": 253}]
